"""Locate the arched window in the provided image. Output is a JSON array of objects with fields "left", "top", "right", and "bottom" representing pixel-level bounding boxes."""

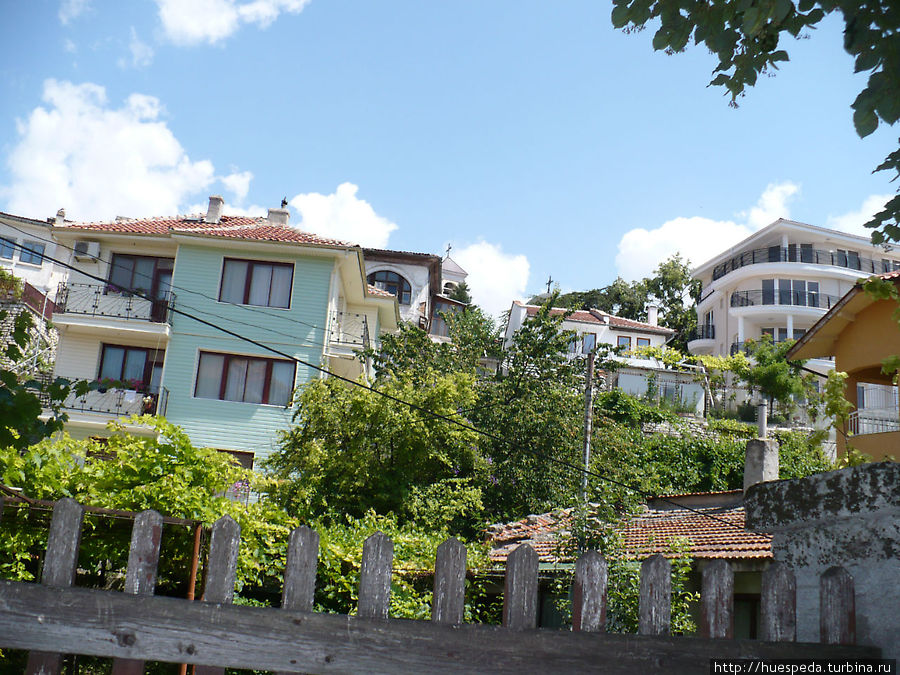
[{"left": 367, "top": 270, "right": 411, "bottom": 305}]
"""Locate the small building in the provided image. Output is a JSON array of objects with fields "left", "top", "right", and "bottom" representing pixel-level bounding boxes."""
[
  {"left": 0, "top": 210, "right": 68, "bottom": 307},
  {"left": 363, "top": 248, "right": 469, "bottom": 339},
  {"left": 786, "top": 271, "right": 900, "bottom": 461}
]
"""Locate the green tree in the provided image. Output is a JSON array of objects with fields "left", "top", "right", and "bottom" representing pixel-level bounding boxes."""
[
  {"left": 737, "top": 337, "right": 817, "bottom": 416},
  {"left": 611, "top": 0, "right": 900, "bottom": 242},
  {"left": 447, "top": 280, "right": 473, "bottom": 304},
  {"left": 645, "top": 254, "right": 702, "bottom": 351}
]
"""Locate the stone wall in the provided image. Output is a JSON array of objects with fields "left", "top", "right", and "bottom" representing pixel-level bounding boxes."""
[{"left": 744, "top": 463, "right": 899, "bottom": 659}]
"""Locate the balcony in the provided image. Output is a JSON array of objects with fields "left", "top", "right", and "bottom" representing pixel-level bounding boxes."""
[
  {"left": 729, "top": 340, "right": 834, "bottom": 360},
  {"left": 686, "top": 325, "right": 715, "bottom": 341},
  {"left": 59, "top": 384, "right": 168, "bottom": 418},
  {"left": 328, "top": 311, "right": 370, "bottom": 350},
  {"left": 730, "top": 289, "right": 839, "bottom": 310},
  {"left": 848, "top": 409, "right": 900, "bottom": 435},
  {"left": 712, "top": 245, "right": 886, "bottom": 281},
  {"left": 54, "top": 283, "right": 174, "bottom": 323}
]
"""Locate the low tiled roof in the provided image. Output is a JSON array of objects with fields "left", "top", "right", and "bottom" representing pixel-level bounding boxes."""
[
  {"left": 367, "top": 284, "right": 396, "bottom": 298},
  {"left": 520, "top": 303, "right": 675, "bottom": 335},
  {"left": 56, "top": 215, "right": 350, "bottom": 248},
  {"left": 487, "top": 500, "right": 772, "bottom": 565}
]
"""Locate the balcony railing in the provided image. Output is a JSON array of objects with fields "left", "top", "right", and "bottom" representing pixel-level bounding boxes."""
[
  {"left": 712, "top": 245, "right": 888, "bottom": 281},
  {"left": 728, "top": 339, "right": 834, "bottom": 360},
  {"left": 686, "top": 325, "right": 715, "bottom": 341},
  {"left": 57, "top": 384, "right": 168, "bottom": 417},
  {"left": 55, "top": 282, "right": 174, "bottom": 323},
  {"left": 328, "top": 311, "right": 370, "bottom": 350},
  {"left": 848, "top": 409, "right": 900, "bottom": 435},
  {"left": 730, "top": 289, "right": 840, "bottom": 309}
]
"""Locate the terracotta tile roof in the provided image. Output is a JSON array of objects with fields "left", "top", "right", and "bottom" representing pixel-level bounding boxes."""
[
  {"left": 520, "top": 304, "right": 675, "bottom": 335},
  {"left": 487, "top": 500, "right": 772, "bottom": 565},
  {"left": 56, "top": 215, "right": 350, "bottom": 248},
  {"left": 367, "top": 284, "right": 396, "bottom": 298}
]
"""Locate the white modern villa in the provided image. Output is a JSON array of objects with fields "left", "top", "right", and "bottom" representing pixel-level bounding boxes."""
[{"left": 688, "top": 218, "right": 900, "bottom": 377}]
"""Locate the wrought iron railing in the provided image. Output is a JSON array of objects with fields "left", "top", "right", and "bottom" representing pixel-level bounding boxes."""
[
  {"left": 730, "top": 289, "right": 840, "bottom": 309},
  {"left": 712, "top": 245, "right": 888, "bottom": 281},
  {"left": 848, "top": 409, "right": 900, "bottom": 435},
  {"left": 54, "top": 282, "right": 174, "bottom": 323},
  {"left": 686, "top": 325, "right": 715, "bottom": 341},
  {"left": 47, "top": 378, "right": 169, "bottom": 417},
  {"left": 328, "top": 311, "right": 370, "bottom": 350}
]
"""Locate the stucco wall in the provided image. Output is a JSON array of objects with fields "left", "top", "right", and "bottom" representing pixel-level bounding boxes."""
[
  {"left": 744, "top": 463, "right": 900, "bottom": 659},
  {"left": 835, "top": 300, "right": 900, "bottom": 379}
]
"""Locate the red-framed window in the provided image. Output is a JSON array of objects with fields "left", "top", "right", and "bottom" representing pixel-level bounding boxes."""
[
  {"left": 636, "top": 337, "right": 651, "bottom": 348},
  {"left": 219, "top": 259, "right": 293, "bottom": 308},
  {"left": 616, "top": 336, "right": 632, "bottom": 350},
  {"left": 194, "top": 351, "right": 295, "bottom": 406},
  {"left": 97, "top": 344, "right": 165, "bottom": 392}
]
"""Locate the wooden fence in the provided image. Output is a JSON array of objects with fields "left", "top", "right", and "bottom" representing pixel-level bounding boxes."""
[{"left": 0, "top": 498, "right": 880, "bottom": 674}]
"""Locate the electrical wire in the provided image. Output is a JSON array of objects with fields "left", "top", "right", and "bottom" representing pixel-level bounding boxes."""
[{"left": 5, "top": 237, "right": 747, "bottom": 532}]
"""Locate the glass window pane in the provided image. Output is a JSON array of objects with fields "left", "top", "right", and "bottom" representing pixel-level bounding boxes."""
[
  {"left": 244, "top": 360, "right": 267, "bottom": 404},
  {"left": 100, "top": 346, "right": 125, "bottom": 380},
  {"left": 583, "top": 333, "right": 596, "bottom": 353},
  {"left": 248, "top": 264, "right": 273, "bottom": 306},
  {"left": 220, "top": 260, "right": 248, "bottom": 303},
  {"left": 109, "top": 256, "right": 135, "bottom": 290},
  {"left": 793, "top": 280, "right": 806, "bottom": 306},
  {"left": 617, "top": 336, "right": 631, "bottom": 349},
  {"left": 269, "top": 362, "right": 295, "bottom": 405},
  {"left": 637, "top": 337, "right": 650, "bottom": 348},
  {"left": 133, "top": 258, "right": 155, "bottom": 294},
  {"left": 195, "top": 353, "right": 224, "bottom": 399},
  {"left": 0, "top": 238, "right": 14, "bottom": 259},
  {"left": 224, "top": 358, "right": 248, "bottom": 401},
  {"left": 19, "top": 243, "right": 44, "bottom": 264},
  {"left": 123, "top": 349, "right": 147, "bottom": 384},
  {"left": 762, "top": 279, "right": 775, "bottom": 304},
  {"left": 269, "top": 265, "right": 292, "bottom": 308}
]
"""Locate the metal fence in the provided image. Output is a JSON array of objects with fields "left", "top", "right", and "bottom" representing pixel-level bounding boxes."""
[{"left": 55, "top": 282, "right": 174, "bottom": 323}]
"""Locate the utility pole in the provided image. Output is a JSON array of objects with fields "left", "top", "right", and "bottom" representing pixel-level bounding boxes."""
[{"left": 582, "top": 349, "right": 595, "bottom": 504}]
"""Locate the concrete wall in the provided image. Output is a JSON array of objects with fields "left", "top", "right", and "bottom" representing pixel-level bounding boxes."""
[{"left": 744, "top": 463, "right": 899, "bottom": 659}]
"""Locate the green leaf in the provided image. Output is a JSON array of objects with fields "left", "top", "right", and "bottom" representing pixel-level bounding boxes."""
[
  {"left": 853, "top": 105, "right": 879, "bottom": 138},
  {"left": 611, "top": 4, "right": 630, "bottom": 29},
  {"left": 773, "top": 0, "right": 793, "bottom": 23}
]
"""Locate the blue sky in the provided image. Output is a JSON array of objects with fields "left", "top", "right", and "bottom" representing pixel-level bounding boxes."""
[{"left": 1, "top": 1, "right": 896, "bottom": 315}]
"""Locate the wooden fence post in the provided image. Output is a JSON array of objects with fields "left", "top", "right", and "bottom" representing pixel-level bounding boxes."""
[
  {"left": 432, "top": 537, "right": 466, "bottom": 626},
  {"left": 282, "top": 525, "right": 319, "bottom": 613},
  {"left": 820, "top": 566, "right": 856, "bottom": 645},
  {"left": 639, "top": 554, "right": 670, "bottom": 636},
  {"left": 502, "top": 544, "right": 538, "bottom": 630},
  {"left": 700, "top": 559, "right": 734, "bottom": 639},
  {"left": 761, "top": 561, "right": 796, "bottom": 642},
  {"left": 112, "top": 510, "right": 164, "bottom": 675},
  {"left": 572, "top": 550, "right": 606, "bottom": 632},
  {"left": 26, "top": 497, "right": 85, "bottom": 675},
  {"left": 195, "top": 515, "right": 241, "bottom": 675},
  {"left": 358, "top": 532, "right": 393, "bottom": 620}
]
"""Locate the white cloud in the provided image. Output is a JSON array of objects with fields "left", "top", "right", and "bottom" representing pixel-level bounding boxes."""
[
  {"left": 826, "top": 193, "right": 892, "bottom": 238},
  {"left": 59, "top": 0, "right": 89, "bottom": 24},
  {"left": 221, "top": 170, "right": 253, "bottom": 202},
  {"left": 290, "top": 182, "right": 397, "bottom": 247},
  {"left": 120, "top": 27, "right": 154, "bottom": 69},
  {"left": 155, "top": 0, "right": 310, "bottom": 45},
  {"left": 615, "top": 181, "right": 801, "bottom": 281},
  {"left": 64, "top": 39, "right": 77, "bottom": 54},
  {"left": 454, "top": 240, "right": 530, "bottom": 319},
  {"left": 1, "top": 80, "right": 218, "bottom": 222}
]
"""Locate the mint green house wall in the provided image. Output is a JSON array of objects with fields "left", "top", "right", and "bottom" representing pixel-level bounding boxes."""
[{"left": 161, "top": 243, "right": 332, "bottom": 463}]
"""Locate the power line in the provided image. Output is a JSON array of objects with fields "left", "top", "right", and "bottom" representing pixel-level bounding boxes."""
[{"left": 5, "top": 237, "right": 746, "bottom": 532}]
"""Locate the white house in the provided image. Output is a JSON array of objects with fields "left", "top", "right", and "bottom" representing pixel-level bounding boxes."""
[
  {"left": 0, "top": 209, "right": 69, "bottom": 307},
  {"left": 363, "top": 248, "right": 468, "bottom": 339},
  {"left": 688, "top": 218, "right": 900, "bottom": 377}
]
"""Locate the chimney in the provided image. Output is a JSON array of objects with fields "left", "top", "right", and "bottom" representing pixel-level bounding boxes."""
[
  {"left": 646, "top": 304, "right": 659, "bottom": 326},
  {"left": 267, "top": 207, "right": 290, "bottom": 227},
  {"left": 205, "top": 195, "right": 225, "bottom": 224},
  {"left": 743, "top": 438, "right": 779, "bottom": 492},
  {"left": 55, "top": 208, "right": 65, "bottom": 226}
]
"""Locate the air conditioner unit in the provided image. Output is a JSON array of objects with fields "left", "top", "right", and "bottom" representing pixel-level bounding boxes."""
[{"left": 73, "top": 240, "right": 100, "bottom": 261}]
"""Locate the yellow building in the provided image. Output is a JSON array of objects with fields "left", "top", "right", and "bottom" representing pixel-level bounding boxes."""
[{"left": 787, "top": 272, "right": 900, "bottom": 460}]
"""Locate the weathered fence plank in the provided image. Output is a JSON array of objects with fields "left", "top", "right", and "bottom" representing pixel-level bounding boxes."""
[
  {"left": 26, "top": 497, "right": 85, "bottom": 675},
  {"left": 0, "top": 582, "right": 881, "bottom": 674},
  {"left": 358, "top": 531, "right": 393, "bottom": 620},
  {"left": 432, "top": 537, "right": 466, "bottom": 625},
  {"left": 112, "top": 509, "right": 163, "bottom": 675},
  {"left": 195, "top": 515, "right": 240, "bottom": 675},
  {"left": 572, "top": 550, "right": 606, "bottom": 633},
  {"left": 282, "top": 525, "right": 319, "bottom": 613},
  {"left": 700, "top": 560, "right": 734, "bottom": 639},
  {"left": 820, "top": 566, "right": 856, "bottom": 645},
  {"left": 761, "top": 561, "right": 796, "bottom": 642},
  {"left": 639, "top": 554, "right": 671, "bottom": 636},
  {"left": 502, "top": 544, "right": 538, "bottom": 630}
]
